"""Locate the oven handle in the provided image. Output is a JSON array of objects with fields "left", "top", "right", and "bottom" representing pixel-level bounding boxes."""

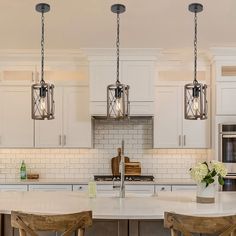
[{"left": 222, "top": 134, "right": 236, "bottom": 138}]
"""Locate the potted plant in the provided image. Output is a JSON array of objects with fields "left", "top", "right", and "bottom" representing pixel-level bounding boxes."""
[{"left": 189, "top": 161, "right": 227, "bottom": 203}]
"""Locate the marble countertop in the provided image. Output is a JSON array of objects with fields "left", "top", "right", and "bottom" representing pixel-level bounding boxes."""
[
  {"left": 0, "top": 178, "right": 195, "bottom": 185},
  {"left": 0, "top": 191, "right": 234, "bottom": 219}
]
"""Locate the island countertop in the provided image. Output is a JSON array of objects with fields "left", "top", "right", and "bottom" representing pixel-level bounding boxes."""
[{"left": 0, "top": 191, "right": 235, "bottom": 219}]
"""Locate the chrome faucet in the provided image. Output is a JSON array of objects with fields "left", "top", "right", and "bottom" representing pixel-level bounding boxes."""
[{"left": 119, "top": 139, "right": 125, "bottom": 198}]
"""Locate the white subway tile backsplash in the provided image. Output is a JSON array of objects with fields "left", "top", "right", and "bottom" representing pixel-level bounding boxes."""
[{"left": 0, "top": 117, "right": 210, "bottom": 182}]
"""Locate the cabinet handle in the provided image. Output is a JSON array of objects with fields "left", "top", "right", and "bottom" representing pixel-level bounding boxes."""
[
  {"left": 31, "top": 72, "right": 34, "bottom": 82},
  {"left": 183, "top": 135, "right": 186, "bottom": 146},
  {"left": 59, "top": 135, "right": 62, "bottom": 146},
  {"left": 63, "top": 135, "right": 66, "bottom": 146},
  {"left": 179, "top": 135, "right": 181, "bottom": 146},
  {"left": 161, "top": 187, "right": 165, "bottom": 191}
]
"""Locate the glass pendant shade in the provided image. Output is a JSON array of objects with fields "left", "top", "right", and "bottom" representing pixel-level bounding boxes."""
[
  {"left": 32, "top": 82, "right": 55, "bottom": 120},
  {"left": 107, "top": 83, "right": 130, "bottom": 119},
  {"left": 31, "top": 3, "right": 55, "bottom": 120},
  {"left": 184, "top": 82, "right": 207, "bottom": 120}
]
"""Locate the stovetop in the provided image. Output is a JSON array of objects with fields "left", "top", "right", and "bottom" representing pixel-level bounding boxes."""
[{"left": 94, "top": 175, "right": 154, "bottom": 182}]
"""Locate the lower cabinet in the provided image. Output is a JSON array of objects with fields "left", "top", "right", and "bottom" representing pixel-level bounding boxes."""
[
  {"left": 0, "top": 185, "right": 28, "bottom": 192},
  {"left": 72, "top": 184, "right": 88, "bottom": 192},
  {"left": 171, "top": 185, "right": 197, "bottom": 191},
  {"left": 155, "top": 185, "right": 171, "bottom": 192},
  {"left": 28, "top": 184, "right": 72, "bottom": 191}
]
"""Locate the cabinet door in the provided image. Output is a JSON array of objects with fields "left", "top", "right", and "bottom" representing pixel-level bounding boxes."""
[
  {"left": 183, "top": 119, "right": 210, "bottom": 148},
  {"left": 122, "top": 61, "right": 154, "bottom": 102},
  {"left": 63, "top": 87, "right": 92, "bottom": 148},
  {"left": 72, "top": 185, "right": 88, "bottom": 192},
  {"left": 0, "top": 185, "right": 28, "bottom": 191},
  {"left": 216, "top": 82, "right": 236, "bottom": 115},
  {"left": 89, "top": 61, "right": 116, "bottom": 101},
  {"left": 154, "top": 86, "right": 182, "bottom": 148},
  {"left": 35, "top": 87, "right": 63, "bottom": 147},
  {"left": 171, "top": 185, "right": 197, "bottom": 191},
  {"left": 0, "top": 86, "right": 34, "bottom": 147},
  {"left": 28, "top": 184, "right": 72, "bottom": 191}
]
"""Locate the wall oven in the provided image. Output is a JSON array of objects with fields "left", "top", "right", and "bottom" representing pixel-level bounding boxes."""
[{"left": 219, "top": 123, "right": 236, "bottom": 191}]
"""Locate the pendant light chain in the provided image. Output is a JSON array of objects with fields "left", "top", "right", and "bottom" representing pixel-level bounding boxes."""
[
  {"left": 193, "top": 11, "right": 198, "bottom": 85},
  {"left": 41, "top": 11, "right": 45, "bottom": 84},
  {"left": 116, "top": 12, "right": 120, "bottom": 84}
]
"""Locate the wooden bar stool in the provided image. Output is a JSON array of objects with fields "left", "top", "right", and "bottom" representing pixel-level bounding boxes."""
[
  {"left": 164, "top": 212, "right": 236, "bottom": 236},
  {"left": 11, "top": 211, "right": 92, "bottom": 236}
]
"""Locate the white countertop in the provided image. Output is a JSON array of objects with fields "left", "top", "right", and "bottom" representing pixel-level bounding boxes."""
[
  {"left": 0, "top": 178, "right": 195, "bottom": 185},
  {"left": 0, "top": 191, "right": 235, "bottom": 219}
]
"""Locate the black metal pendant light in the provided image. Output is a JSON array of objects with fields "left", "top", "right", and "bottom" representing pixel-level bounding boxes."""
[
  {"left": 107, "top": 4, "right": 130, "bottom": 120},
  {"left": 184, "top": 3, "right": 207, "bottom": 120},
  {"left": 32, "top": 3, "right": 55, "bottom": 120}
]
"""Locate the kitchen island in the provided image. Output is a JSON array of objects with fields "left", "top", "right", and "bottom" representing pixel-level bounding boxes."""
[{"left": 1, "top": 191, "right": 235, "bottom": 236}]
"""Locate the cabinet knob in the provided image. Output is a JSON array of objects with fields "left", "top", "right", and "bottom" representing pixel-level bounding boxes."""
[{"left": 161, "top": 187, "right": 165, "bottom": 191}]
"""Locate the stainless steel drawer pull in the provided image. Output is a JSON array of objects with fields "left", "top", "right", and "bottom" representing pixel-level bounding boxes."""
[
  {"left": 64, "top": 135, "right": 66, "bottom": 146},
  {"left": 179, "top": 135, "right": 181, "bottom": 146},
  {"left": 59, "top": 135, "right": 62, "bottom": 146},
  {"left": 183, "top": 135, "right": 186, "bottom": 146}
]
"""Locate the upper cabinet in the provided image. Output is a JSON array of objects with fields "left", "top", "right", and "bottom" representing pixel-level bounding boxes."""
[
  {"left": 35, "top": 86, "right": 92, "bottom": 148},
  {"left": 0, "top": 86, "right": 34, "bottom": 147},
  {"left": 87, "top": 50, "right": 157, "bottom": 116},
  {"left": 154, "top": 84, "right": 210, "bottom": 149}
]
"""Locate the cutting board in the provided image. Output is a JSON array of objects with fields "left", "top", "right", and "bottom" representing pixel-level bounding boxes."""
[
  {"left": 125, "top": 162, "right": 141, "bottom": 176},
  {"left": 111, "top": 148, "right": 130, "bottom": 175}
]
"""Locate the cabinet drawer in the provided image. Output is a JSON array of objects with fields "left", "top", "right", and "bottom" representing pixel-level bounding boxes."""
[
  {"left": 28, "top": 184, "right": 72, "bottom": 191},
  {"left": 72, "top": 185, "right": 88, "bottom": 192},
  {"left": 97, "top": 184, "right": 114, "bottom": 191},
  {"left": 0, "top": 184, "right": 28, "bottom": 191},
  {"left": 155, "top": 185, "right": 171, "bottom": 192},
  {"left": 126, "top": 184, "right": 154, "bottom": 193},
  {"left": 172, "top": 185, "right": 196, "bottom": 191}
]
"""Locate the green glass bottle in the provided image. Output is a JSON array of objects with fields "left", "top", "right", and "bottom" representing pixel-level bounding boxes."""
[{"left": 20, "top": 161, "right": 26, "bottom": 180}]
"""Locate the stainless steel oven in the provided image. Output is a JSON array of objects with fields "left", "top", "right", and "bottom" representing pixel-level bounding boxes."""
[{"left": 219, "top": 123, "right": 236, "bottom": 173}]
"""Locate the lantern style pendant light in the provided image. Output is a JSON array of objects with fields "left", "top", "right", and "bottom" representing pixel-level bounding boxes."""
[
  {"left": 184, "top": 3, "right": 207, "bottom": 120},
  {"left": 107, "top": 4, "right": 130, "bottom": 120},
  {"left": 32, "top": 3, "right": 55, "bottom": 120}
]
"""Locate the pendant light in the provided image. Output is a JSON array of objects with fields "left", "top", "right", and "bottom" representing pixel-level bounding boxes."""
[
  {"left": 107, "top": 4, "right": 130, "bottom": 120},
  {"left": 32, "top": 3, "right": 55, "bottom": 120},
  {"left": 184, "top": 3, "right": 207, "bottom": 120}
]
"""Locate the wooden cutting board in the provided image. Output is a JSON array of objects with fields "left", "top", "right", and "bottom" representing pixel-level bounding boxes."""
[
  {"left": 125, "top": 162, "right": 141, "bottom": 176},
  {"left": 111, "top": 149, "right": 130, "bottom": 176}
]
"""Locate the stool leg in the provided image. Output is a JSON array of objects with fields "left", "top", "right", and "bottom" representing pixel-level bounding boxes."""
[{"left": 78, "top": 229, "right": 85, "bottom": 236}]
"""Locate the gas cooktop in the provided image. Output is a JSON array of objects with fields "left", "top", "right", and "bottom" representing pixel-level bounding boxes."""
[{"left": 94, "top": 175, "right": 154, "bottom": 182}]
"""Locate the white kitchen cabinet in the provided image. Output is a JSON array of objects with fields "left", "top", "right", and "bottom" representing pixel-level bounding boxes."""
[
  {"left": 154, "top": 85, "right": 210, "bottom": 148},
  {"left": 171, "top": 185, "right": 197, "bottom": 191},
  {"left": 35, "top": 87, "right": 63, "bottom": 147},
  {"left": 35, "top": 86, "right": 92, "bottom": 148},
  {"left": 0, "top": 86, "right": 34, "bottom": 147},
  {"left": 0, "top": 185, "right": 28, "bottom": 191},
  {"left": 28, "top": 184, "right": 72, "bottom": 191},
  {"left": 72, "top": 184, "right": 88, "bottom": 192},
  {"left": 0, "top": 66, "right": 37, "bottom": 85},
  {"left": 125, "top": 184, "right": 155, "bottom": 194},
  {"left": 155, "top": 185, "right": 171, "bottom": 192},
  {"left": 63, "top": 87, "right": 91, "bottom": 147},
  {"left": 89, "top": 60, "right": 155, "bottom": 116},
  {"left": 216, "top": 82, "right": 236, "bottom": 115}
]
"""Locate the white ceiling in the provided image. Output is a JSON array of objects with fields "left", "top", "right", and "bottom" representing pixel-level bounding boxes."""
[{"left": 1, "top": 0, "right": 236, "bottom": 50}]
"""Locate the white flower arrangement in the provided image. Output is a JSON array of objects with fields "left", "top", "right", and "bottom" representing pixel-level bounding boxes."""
[{"left": 190, "top": 161, "right": 227, "bottom": 187}]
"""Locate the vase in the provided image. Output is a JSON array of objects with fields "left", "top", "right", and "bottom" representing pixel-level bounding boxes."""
[{"left": 196, "top": 183, "right": 215, "bottom": 203}]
